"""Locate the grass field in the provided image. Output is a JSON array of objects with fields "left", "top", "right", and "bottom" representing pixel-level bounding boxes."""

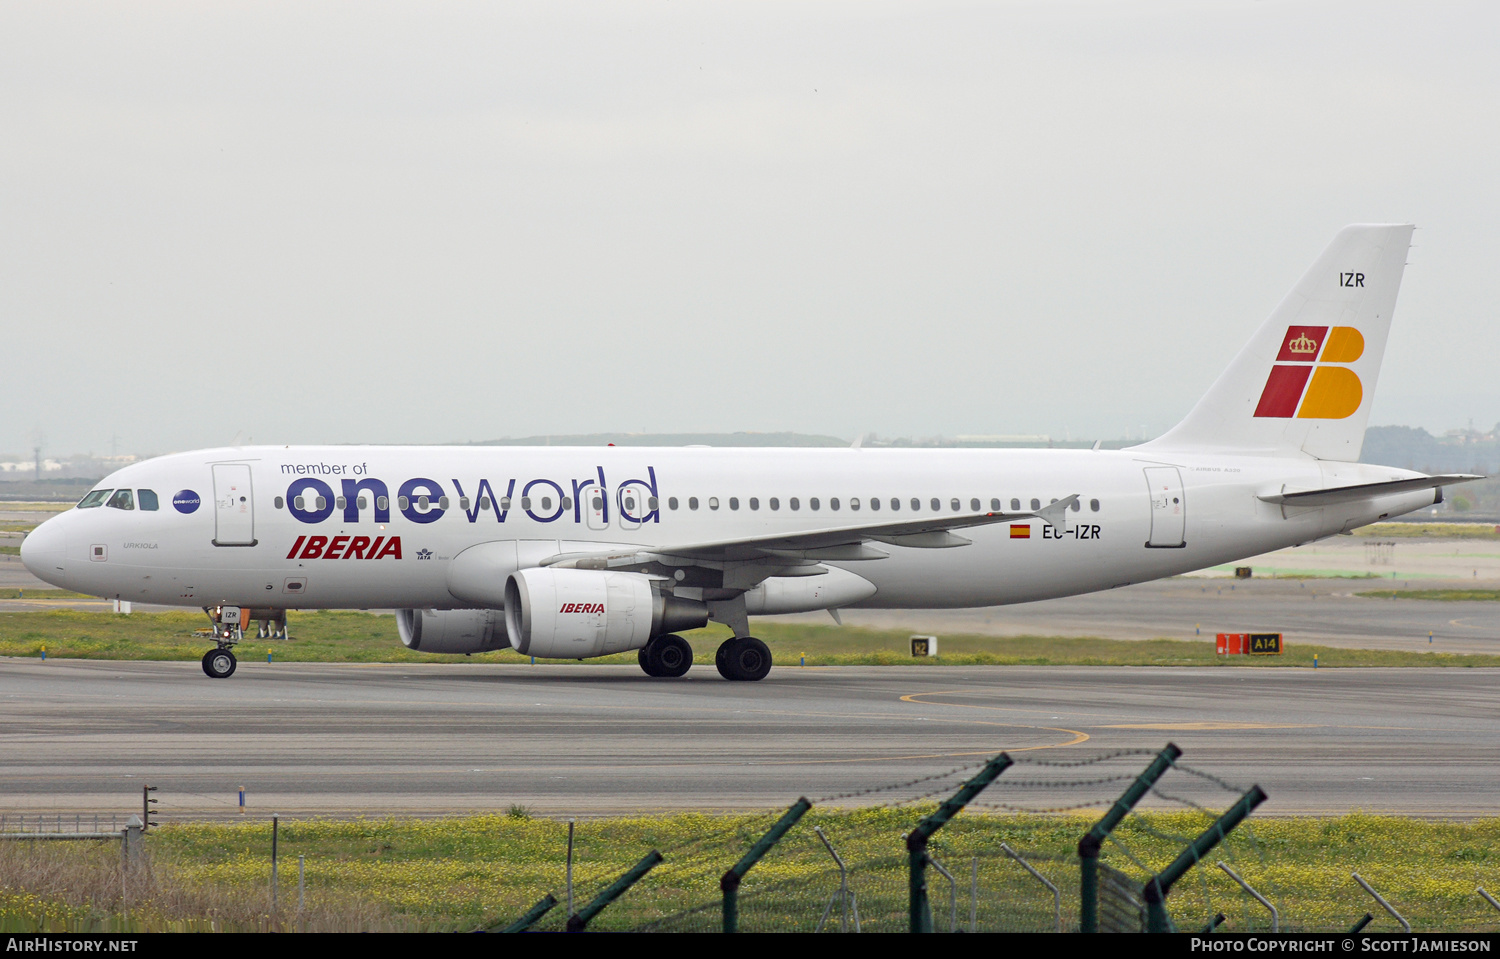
[
  {"left": 1357, "top": 589, "right": 1500, "bottom": 602},
  {"left": 1, "top": 810, "right": 1497, "bottom": 933},
  {"left": 1353, "top": 522, "right": 1500, "bottom": 540},
  {"left": 1, "top": 609, "right": 1497, "bottom": 668}
]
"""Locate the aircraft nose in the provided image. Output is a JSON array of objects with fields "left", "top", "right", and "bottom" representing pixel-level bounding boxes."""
[{"left": 20, "top": 516, "right": 67, "bottom": 587}]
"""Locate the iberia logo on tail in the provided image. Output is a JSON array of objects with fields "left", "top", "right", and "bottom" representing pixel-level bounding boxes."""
[{"left": 1253, "top": 325, "right": 1365, "bottom": 419}]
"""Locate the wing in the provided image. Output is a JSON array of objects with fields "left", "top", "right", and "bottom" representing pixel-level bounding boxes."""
[{"left": 541, "top": 495, "right": 1080, "bottom": 588}]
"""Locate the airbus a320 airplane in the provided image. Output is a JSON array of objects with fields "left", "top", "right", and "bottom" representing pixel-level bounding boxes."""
[{"left": 21, "top": 225, "right": 1479, "bottom": 681}]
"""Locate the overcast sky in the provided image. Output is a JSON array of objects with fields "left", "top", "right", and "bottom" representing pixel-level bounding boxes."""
[{"left": 3, "top": 1, "right": 1497, "bottom": 456}]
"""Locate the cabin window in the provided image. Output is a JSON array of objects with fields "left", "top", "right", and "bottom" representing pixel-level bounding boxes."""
[
  {"left": 709, "top": 497, "right": 720, "bottom": 510},
  {"left": 106, "top": 489, "right": 135, "bottom": 511},
  {"left": 749, "top": 497, "right": 759, "bottom": 510},
  {"left": 868, "top": 497, "right": 879, "bottom": 511},
  {"left": 890, "top": 498, "right": 900, "bottom": 511},
  {"left": 689, "top": 497, "right": 699, "bottom": 510},
  {"left": 729, "top": 497, "right": 739, "bottom": 510},
  {"left": 1090, "top": 498, "right": 1100, "bottom": 512},
  {"left": 910, "top": 498, "right": 920, "bottom": 511},
  {"left": 970, "top": 498, "right": 981, "bottom": 511},
  {"left": 358, "top": 496, "right": 367, "bottom": 510},
  {"left": 808, "top": 497, "right": 819, "bottom": 510},
  {"left": 335, "top": 496, "right": 347, "bottom": 510},
  {"left": 668, "top": 496, "right": 679, "bottom": 510},
  {"left": 294, "top": 497, "right": 306, "bottom": 511},
  {"left": 77, "top": 489, "right": 112, "bottom": 509},
  {"left": 950, "top": 498, "right": 960, "bottom": 512},
  {"left": 648, "top": 497, "right": 659, "bottom": 510},
  {"left": 397, "top": 496, "right": 409, "bottom": 510},
  {"left": 315, "top": 496, "right": 327, "bottom": 511},
  {"left": 500, "top": 497, "right": 512, "bottom": 510},
  {"left": 990, "top": 498, "right": 1001, "bottom": 511},
  {"left": 1030, "top": 498, "right": 1040, "bottom": 510},
  {"left": 594, "top": 495, "right": 605, "bottom": 511},
  {"left": 459, "top": 497, "right": 470, "bottom": 511},
  {"left": 479, "top": 496, "right": 490, "bottom": 510},
  {"left": 769, "top": 497, "right": 780, "bottom": 511},
  {"left": 1011, "top": 498, "right": 1021, "bottom": 511},
  {"left": 830, "top": 497, "right": 840, "bottom": 511},
  {"left": 137, "top": 490, "right": 159, "bottom": 511},
  {"left": 417, "top": 495, "right": 430, "bottom": 510},
  {"left": 540, "top": 496, "right": 551, "bottom": 511},
  {"left": 520, "top": 497, "right": 531, "bottom": 510},
  {"left": 562, "top": 496, "right": 573, "bottom": 510},
  {"left": 377, "top": 496, "right": 389, "bottom": 511},
  {"left": 437, "top": 496, "right": 449, "bottom": 510},
  {"left": 274, "top": 496, "right": 284, "bottom": 509},
  {"left": 850, "top": 498, "right": 861, "bottom": 511},
  {"left": 930, "top": 498, "right": 940, "bottom": 511}
]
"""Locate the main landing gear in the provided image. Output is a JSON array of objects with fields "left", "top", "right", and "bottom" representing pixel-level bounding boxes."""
[
  {"left": 202, "top": 647, "right": 237, "bottom": 679},
  {"left": 638, "top": 634, "right": 693, "bottom": 678},
  {"left": 716, "top": 637, "right": 772, "bottom": 682}
]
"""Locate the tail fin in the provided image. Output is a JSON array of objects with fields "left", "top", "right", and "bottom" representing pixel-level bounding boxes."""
[{"left": 1141, "top": 223, "right": 1414, "bottom": 462}]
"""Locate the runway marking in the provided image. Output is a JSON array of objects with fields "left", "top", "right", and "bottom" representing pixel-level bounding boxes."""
[
  {"left": 1103, "top": 722, "right": 1317, "bottom": 731},
  {"left": 898, "top": 690, "right": 1089, "bottom": 751}
]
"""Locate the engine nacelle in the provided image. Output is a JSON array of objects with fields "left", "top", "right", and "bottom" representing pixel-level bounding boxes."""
[
  {"left": 503, "top": 567, "right": 708, "bottom": 659},
  {"left": 397, "top": 608, "right": 510, "bottom": 654}
]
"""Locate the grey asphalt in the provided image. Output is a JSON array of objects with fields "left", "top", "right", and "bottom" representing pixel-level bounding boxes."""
[{"left": 1, "top": 658, "right": 1495, "bottom": 820}]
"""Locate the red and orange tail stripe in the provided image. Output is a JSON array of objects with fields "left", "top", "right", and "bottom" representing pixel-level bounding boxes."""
[{"left": 1254, "top": 325, "right": 1365, "bottom": 419}]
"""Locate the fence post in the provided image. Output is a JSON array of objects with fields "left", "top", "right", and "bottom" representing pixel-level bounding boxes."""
[
  {"left": 1217, "top": 860, "right": 1278, "bottom": 931},
  {"left": 567, "top": 850, "right": 663, "bottom": 932},
  {"left": 121, "top": 815, "right": 144, "bottom": 870},
  {"left": 908, "top": 752, "right": 1013, "bottom": 933},
  {"left": 1078, "top": 743, "right": 1181, "bottom": 933},
  {"left": 1352, "top": 872, "right": 1410, "bottom": 932},
  {"left": 1001, "top": 842, "right": 1062, "bottom": 933},
  {"left": 496, "top": 893, "right": 558, "bottom": 933},
  {"left": 722, "top": 797, "right": 811, "bottom": 933},
  {"left": 1143, "top": 785, "right": 1267, "bottom": 933}
]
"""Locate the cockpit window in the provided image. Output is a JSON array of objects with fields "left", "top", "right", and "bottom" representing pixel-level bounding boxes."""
[
  {"left": 77, "top": 489, "right": 112, "bottom": 509},
  {"left": 105, "top": 489, "right": 135, "bottom": 511},
  {"left": 137, "top": 489, "right": 159, "bottom": 511}
]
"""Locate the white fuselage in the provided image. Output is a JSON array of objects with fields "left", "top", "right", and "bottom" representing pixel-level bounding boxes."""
[{"left": 22, "top": 445, "right": 1436, "bottom": 612}]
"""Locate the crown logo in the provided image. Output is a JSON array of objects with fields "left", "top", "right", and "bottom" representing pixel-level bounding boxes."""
[{"left": 1287, "top": 332, "right": 1319, "bottom": 354}]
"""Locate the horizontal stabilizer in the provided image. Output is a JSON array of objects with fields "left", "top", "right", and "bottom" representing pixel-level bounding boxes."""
[{"left": 1257, "top": 474, "right": 1482, "bottom": 508}]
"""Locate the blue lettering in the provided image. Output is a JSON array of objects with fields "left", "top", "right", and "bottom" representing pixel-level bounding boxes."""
[
  {"left": 619, "top": 466, "right": 661, "bottom": 524},
  {"left": 398, "top": 478, "right": 447, "bottom": 525},
  {"left": 453, "top": 478, "right": 515, "bottom": 523},
  {"left": 523, "top": 478, "right": 565, "bottom": 523},
  {"left": 341, "top": 478, "right": 390, "bottom": 523},
  {"left": 287, "top": 478, "right": 335, "bottom": 524}
]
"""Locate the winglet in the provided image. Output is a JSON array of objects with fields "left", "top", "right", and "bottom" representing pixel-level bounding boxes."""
[{"left": 850, "top": 433, "right": 865, "bottom": 450}]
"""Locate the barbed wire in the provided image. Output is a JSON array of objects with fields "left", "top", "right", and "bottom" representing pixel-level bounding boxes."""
[
  {"left": 810, "top": 759, "right": 985, "bottom": 805},
  {"left": 1010, "top": 748, "right": 1159, "bottom": 768}
]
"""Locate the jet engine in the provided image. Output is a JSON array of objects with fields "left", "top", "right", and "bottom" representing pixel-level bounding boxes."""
[
  {"left": 397, "top": 608, "right": 510, "bottom": 654},
  {"left": 503, "top": 567, "right": 708, "bottom": 659}
]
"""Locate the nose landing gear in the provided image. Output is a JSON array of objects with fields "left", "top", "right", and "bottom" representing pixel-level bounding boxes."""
[{"left": 202, "top": 647, "right": 237, "bottom": 679}]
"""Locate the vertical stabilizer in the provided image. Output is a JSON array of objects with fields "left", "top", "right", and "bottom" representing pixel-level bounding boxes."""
[{"left": 1141, "top": 224, "right": 1414, "bottom": 462}]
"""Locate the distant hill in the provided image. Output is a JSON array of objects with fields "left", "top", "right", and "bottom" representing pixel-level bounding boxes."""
[{"left": 1361, "top": 425, "right": 1499, "bottom": 474}]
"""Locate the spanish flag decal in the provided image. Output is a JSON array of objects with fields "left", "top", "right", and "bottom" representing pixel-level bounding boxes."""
[{"left": 1010, "top": 524, "right": 1031, "bottom": 539}]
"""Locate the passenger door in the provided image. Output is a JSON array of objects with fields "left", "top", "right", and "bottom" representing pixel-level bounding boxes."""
[
  {"left": 1144, "top": 467, "right": 1186, "bottom": 548},
  {"left": 212, "top": 464, "right": 256, "bottom": 546}
]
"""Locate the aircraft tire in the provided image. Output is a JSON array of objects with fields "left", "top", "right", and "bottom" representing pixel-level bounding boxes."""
[
  {"left": 638, "top": 646, "right": 661, "bottom": 676},
  {"left": 647, "top": 634, "right": 692, "bottom": 678},
  {"left": 202, "top": 648, "right": 237, "bottom": 679},
  {"left": 717, "top": 637, "right": 771, "bottom": 682}
]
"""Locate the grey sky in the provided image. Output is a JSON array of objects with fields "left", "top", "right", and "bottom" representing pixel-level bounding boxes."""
[{"left": 3, "top": 1, "right": 1497, "bottom": 456}]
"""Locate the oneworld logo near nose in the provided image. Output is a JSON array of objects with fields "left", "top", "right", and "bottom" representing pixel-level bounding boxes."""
[{"left": 173, "top": 490, "right": 201, "bottom": 514}]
